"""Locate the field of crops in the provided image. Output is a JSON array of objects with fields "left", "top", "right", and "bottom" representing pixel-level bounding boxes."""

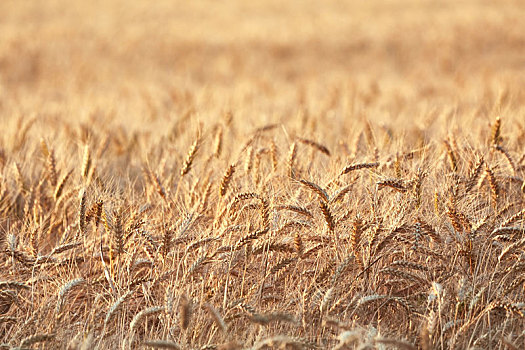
[{"left": 1, "top": 0, "right": 525, "bottom": 349}]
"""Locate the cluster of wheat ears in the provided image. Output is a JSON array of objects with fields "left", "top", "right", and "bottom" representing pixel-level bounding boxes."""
[{"left": 0, "top": 111, "right": 524, "bottom": 350}]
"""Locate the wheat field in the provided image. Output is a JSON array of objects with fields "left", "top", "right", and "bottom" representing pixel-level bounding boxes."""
[{"left": 1, "top": 0, "right": 525, "bottom": 349}]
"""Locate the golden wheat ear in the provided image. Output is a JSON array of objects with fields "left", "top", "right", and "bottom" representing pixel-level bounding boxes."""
[
  {"left": 219, "top": 164, "right": 235, "bottom": 197},
  {"left": 181, "top": 137, "right": 201, "bottom": 177}
]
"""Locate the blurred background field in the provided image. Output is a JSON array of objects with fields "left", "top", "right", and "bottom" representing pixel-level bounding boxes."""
[{"left": 1, "top": 0, "right": 524, "bottom": 129}]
